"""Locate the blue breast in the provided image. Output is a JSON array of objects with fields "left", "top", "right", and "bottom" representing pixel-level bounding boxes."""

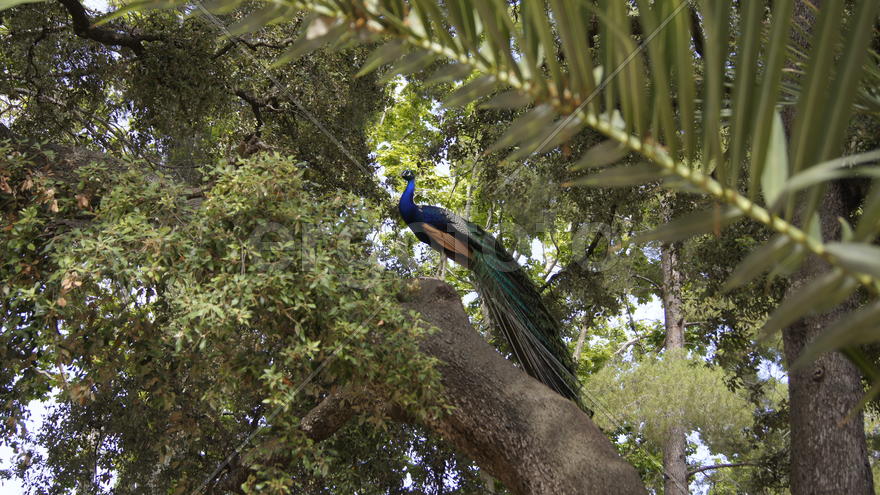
[{"left": 398, "top": 179, "right": 422, "bottom": 224}]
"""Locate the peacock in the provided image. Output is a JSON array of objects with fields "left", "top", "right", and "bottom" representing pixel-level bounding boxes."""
[{"left": 398, "top": 169, "right": 586, "bottom": 410}]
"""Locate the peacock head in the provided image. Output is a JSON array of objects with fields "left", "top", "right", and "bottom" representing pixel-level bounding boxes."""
[{"left": 401, "top": 169, "right": 416, "bottom": 182}]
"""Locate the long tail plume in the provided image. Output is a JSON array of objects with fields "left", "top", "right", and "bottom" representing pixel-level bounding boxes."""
[{"left": 470, "top": 251, "right": 587, "bottom": 411}]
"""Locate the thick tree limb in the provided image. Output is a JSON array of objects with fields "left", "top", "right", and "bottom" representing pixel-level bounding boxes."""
[
  {"left": 613, "top": 335, "right": 644, "bottom": 357},
  {"left": 402, "top": 278, "right": 647, "bottom": 495},
  {"left": 57, "top": 0, "right": 162, "bottom": 56},
  {"left": 299, "top": 385, "right": 414, "bottom": 442},
  {"left": 234, "top": 89, "right": 266, "bottom": 132},
  {"left": 294, "top": 280, "right": 647, "bottom": 493},
  {"left": 299, "top": 386, "right": 362, "bottom": 442}
]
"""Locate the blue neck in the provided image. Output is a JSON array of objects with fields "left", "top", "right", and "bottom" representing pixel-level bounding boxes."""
[{"left": 398, "top": 178, "right": 419, "bottom": 223}]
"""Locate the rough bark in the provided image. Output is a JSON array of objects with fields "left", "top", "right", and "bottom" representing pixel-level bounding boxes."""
[
  {"left": 660, "top": 197, "right": 688, "bottom": 495},
  {"left": 251, "top": 280, "right": 649, "bottom": 495},
  {"left": 57, "top": 0, "right": 162, "bottom": 56},
  {"left": 403, "top": 278, "right": 648, "bottom": 495},
  {"left": 782, "top": 183, "right": 873, "bottom": 495},
  {"left": 778, "top": 2, "right": 874, "bottom": 492}
]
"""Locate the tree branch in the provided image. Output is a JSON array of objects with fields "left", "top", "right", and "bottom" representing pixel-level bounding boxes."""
[
  {"left": 234, "top": 89, "right": 266, "bottom": 134},
  {"left": 687, "top": 462, "right": 759, "bottom": 479},
  {"left": 633, "top": 274, "right": 662, "bottom": 291},
  {"left": 213, "top": 37, "right": 295, "bottom": 59},
  {"left": 403, "top": 278, "right": 647, "bottom": 495},
  {"left": 299, "top": 386, "right": 363, "bottom": 442},
  {"left": 614, "top": 335, "right": 645, "bottom": 357},
  {"left": 57, "top": 0, "right": 162, "bottom": 56},
  {"left": 689, "top": 6, "right": 705, "bottom": 59}
]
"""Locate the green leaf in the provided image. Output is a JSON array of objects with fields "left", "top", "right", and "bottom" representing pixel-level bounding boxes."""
[
  {"left": 504, "top": 116, "right": 584, "bottom": 161},
  {"left": 356, "top": 40, "right": 408, "bottom": 78},
  {"left": 778, "top": 149, "right": 880, "bottom": 195},
  {"left": 446, "top": 0, "right": 480, "bottom": 49},
  {"left": 854, "top": 180, "right": 880, "bottom": 242},
  {"left": 272, "top": 21, "right": 348, "bottom": 67},
  {"left": 424, "top": 63, "right": 473, "bottom": 86},
  {"left": 726, "top": 0, "right": 764, "bottom": 185},
  {"left": 722, "top": 235, "right": 793, "bottom": 292},
  {"left": 227, "top": 4, "right": 294, "bottom": 36},
  {"left": 789, "top": 0, "right": 845, "bottom": 172},
  {"left": 442, "top": 75, "right": 497, "bottom": 108},
  {"left": 479, "top": 90, "right": 532, "bottom": 109},
  {"left": 761, "top": 111, "right": 789, "bottom": 208},
  {"left": 747, "top": 0, "right": 793, "bottom": 198},
  {"left": 94, "top": 0, "right": 174, "bottom": 25},
  {"left": 766, "top": 242, "right": 806, "bottom": 282},
  {"left": 523, "top": 0, "right": 562, "bottom": 95},
  {"left": 566, "top": 163, "right": 665, "bottom": 189},
  {"left": 473, "top": 1, "right": 520, "bottom": 81},
  {"left": 379, "top": 49, "right": 435, "bottom": 82},
  {"left": 792, "top": 301, "right": 880, "bottom": 369},
  {"left": 635, "top": 0, "right": 677, "bottom": 159},
  {"left": 670, "top": 3, "right": 696, "bottom": 161},
  {"left": 530, "top": 118, "right": 584, "bottom": 155},
  {"left": 404, "top": 3, "right": 430, "bottom": 38},
  {"left": 817, "top": 0, "right": 880, "bottom": 162},
  {"left": 488, "top": 104, "right": 555, "bottom": 153},
  {"left": 825, "top": 242, "right": 880, "bottom": 279},
  {"left": 198, "top": 0, "right": 241, "bottom": 15},
  {"left": 410, "top": 0, "right": 457, "bottom": 49},
  {"left": 570, "top": 140, "right": 630, "bottom": 171},
  {"left": 759, "top": 270, "right": 858, "bottom": 340},
  {"left": 699, "top": 0, "right": 732, "bottom": 178},
  {"left": 549, "top": 0, "right": 594, "bottom": 99},
  {"left": 0, "top": 0, "right": 45, "bottom": 10},
  {"left": 662, "top": 176, "right": 705, "bottom": 195},
  {"left": 632, "top": 206, "right": 742, "bottom": 243},
  {"left": 838, "top": 218, "right": 854, "bottom": 243}
]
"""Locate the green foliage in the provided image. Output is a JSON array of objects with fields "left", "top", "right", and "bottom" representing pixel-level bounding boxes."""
[
  {"left": 587, "top": 350, "right": 752, "bottom": 453},
  {"left": 0, "top": 150, "right": 457, "bottom": 493}
]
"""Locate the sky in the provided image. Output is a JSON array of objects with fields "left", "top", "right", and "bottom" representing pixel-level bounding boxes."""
[{"left": 83, "top": 0, "right": 109, "bottom": 12}]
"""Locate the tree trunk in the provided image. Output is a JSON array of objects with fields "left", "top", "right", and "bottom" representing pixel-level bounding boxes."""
[
  {"left": 778, "top": 3, "right": 874, "bottom": 492},
  {"left": 660, "top": 196, "right": 688, "bottom": 495},
  {"left": 572, "top": 314, "right": 590, "bottom": 363},
  {"left": 660, "top": 193, "right": 688, "bottom": 495},
  {"left": 403, "top": 279, "right": 648, "bottom": 495},
  {"left": 781, "top": 182, "right": 874, "bottom": 494}
]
